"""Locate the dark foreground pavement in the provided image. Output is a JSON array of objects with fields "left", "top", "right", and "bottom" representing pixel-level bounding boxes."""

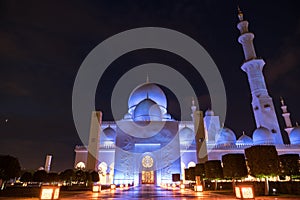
[{"left": 1, "top": 185, "right": 300, "bottom": 199}]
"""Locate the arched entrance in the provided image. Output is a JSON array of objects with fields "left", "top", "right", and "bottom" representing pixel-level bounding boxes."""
[{"left": 140, "top": 154, "right": 156, "bottom": 184}]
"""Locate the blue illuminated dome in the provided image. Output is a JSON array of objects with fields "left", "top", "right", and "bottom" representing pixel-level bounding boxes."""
[
  {"left": 162, "top": 113, "right": 172, "bottom": 120},
  {"left": 103, "top": 126, "right": 116, "bottom": 141},
  {"left": 205, "top": 109, "right": 215, "bottom": 116},
  {"left": 252, "top": 126, "right": 274, "bottom": 145},
  {"left": 128, "top": 82, "right": 167, "bottom": 115},
  {"left": 179, "top": 127, "right": 194, "bottom": 142},
  {"left": 123, "top": 113, "right": 132, "bottom": 120},
  {"left": 236, "top": 133, "right": 253, "bottom": 145},
  {"left": 289, "top": 127, "right": 300, "bottom": 145},
  {"left": 215, "top": 127, "right": 236, "bottom": 146},
  {"left": 133, "top": 98, "right": 162, "bottom": 121}
]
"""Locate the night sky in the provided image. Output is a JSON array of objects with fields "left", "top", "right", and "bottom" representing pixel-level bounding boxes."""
[{"left": 1, "top": 1, "right": 300, "bottom": 172}]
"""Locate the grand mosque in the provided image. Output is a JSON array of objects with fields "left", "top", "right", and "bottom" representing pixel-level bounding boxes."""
[{"left": 74, "top": 8, "right": 300, "bottom": 185}]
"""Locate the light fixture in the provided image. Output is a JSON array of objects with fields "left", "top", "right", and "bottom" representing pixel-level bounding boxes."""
[
  {"left": 194, "top": 185, "right": 203, "bottom": 192},
  {"left": 40, "top": 186, "right": 60, "bottom": 200},
  {"left": 235, "top": 185, "right": 254, "bottom": 199}
]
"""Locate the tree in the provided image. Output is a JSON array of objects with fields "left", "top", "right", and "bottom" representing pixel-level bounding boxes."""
[
  {"left": 184, "top": 167, "right": 196, "bottom": 189},
  {"left": 184, "top": 168, "right": 191, "bottom": 181},
  {"left": 0, "top": 155, "right": 21, "bottom": 189},
  {"left": 85, "top": 171, "right": 92, "bottom": 185},
  {"left": 204, "top": 160, "right": 223, "bottom": 190},
  {"left": 279, "top": 154, "right": 300, "bottom": 180},
  {"left": 184, "top": 167, "right": 195, "bottom": 181},
  {"left": 74, "top": 170, "right": 86, "bottom": 184},
  {"left": 59, "top": 169, "right": 74, "bottom": 185},
  {"left": 222, "top": 154, "right": 248, "bottom": 190},
  {"left": 195, "top": 164, "right": 206, "bottom": 180},
  {"left": 90, "top": 171, "right": 100, "bottom": 182},
  {"left": 222, "top": 154, "right": 248, "bottom": 179},
  {"left": 195, "top": 164, "right": 206, "bottom": 186},
  {"left": 48, "top": 172, "right": 59, "bottom": 183},
  {"left": 0, "top": 155, "right": 21, "bottom": 180},
  {"left": 20, "top": 172, "right": 33, "bottom": 182},
  {"left": 33, "top": 170, "right": 48, "bottom": 182},
  {"left": 245, "top": 145, "right": 279, "bottom": 195}
]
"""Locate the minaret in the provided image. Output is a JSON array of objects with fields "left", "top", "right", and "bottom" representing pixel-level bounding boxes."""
[
  {"left": 280, "top": 97, "right": 293, "bottom": 135},
  {"left": 237, "top": 7, "right": 283, "bottom": 144},
  {"left": 191, "top": 98, "right": 196, "bottom": 121},
  {"left": 86, "top": 111, "right": 102, "bottom": 171},
  {"left": 44, "top": 154, "right": 52, "bottom": 173}
]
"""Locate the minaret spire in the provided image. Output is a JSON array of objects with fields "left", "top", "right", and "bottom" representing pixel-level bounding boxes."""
[
  {"left": 280, "top": 97, "right": 293, "bottom": 135},
  {"left": 237, "top": 8, "right": 284, "bottom": 144},
  {"left": 191, "top": 97, "right": 197, "bottom": 121},
  {"left": 237, "top": 6, "right": 244, "bottom": 21}
]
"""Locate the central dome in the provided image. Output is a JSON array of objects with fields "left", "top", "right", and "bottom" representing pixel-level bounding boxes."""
[
  {"left": 128, "top": 82, "right": 167, "bottom": 115},
  {"left": 133, "top": 98, "right": 162, "bottom": 121},
  {"left": 103, "top": 126, "right": 116, "bottom": 141}
]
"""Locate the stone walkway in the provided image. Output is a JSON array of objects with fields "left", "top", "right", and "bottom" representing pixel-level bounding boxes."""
[{"left": 1, "top": 185, "right": 300, "bottom": 199}]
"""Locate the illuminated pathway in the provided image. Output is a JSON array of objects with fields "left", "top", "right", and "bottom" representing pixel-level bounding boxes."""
[
  {"left": 62, "top": 185, "right": 238, "bottom": 199},
  {"left": 0, "top": 185, "right": 299, "bottom": 199},
  {"left": 57, "top": 185, "right": 300, "bottom": 200}
]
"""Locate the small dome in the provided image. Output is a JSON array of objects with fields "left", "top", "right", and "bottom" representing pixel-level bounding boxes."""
[
  {"left": 103, "top": 126, "right": 116, "bottom": 141},
  {"left": 215, "top": 127, "right": 236, "bottom": 146},
  {"left": 252, "top": 127, "right": 274, "bottom": 145},
  {"left": 236, "top": 133, "right": 253, "bottom": 145},
  {"left": 290, "top": 127, "right": 300, "bottom": 145},
  {"left": 128, "top": 82, "right": 167, "bottom": 115},
  {"left": 179, "top": 127, "right": 194, "bottom": 142},
  {"left": 133, "top": 98, "right": 162, "bottom": 121},
  {"left": 205, "top": 109, "right": 215, "bottom": 116},
  {"left": 163, "top": 113, "right": 172, "bottom": 120},
  {"left": 123, "top": 113, "right": 132, "bottom": 120}
]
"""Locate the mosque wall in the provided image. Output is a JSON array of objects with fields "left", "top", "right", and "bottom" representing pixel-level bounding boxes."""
[{"left": 113, "top": 121, "right": 181, "bottom": 185}]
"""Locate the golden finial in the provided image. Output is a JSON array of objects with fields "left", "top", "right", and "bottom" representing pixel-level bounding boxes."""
[
  {"left": 237, "top": 5, "right": 244, "bottom": 21},
  {"left": 280, "top": 96, "right": 285, "bottom": 106},
  {"left": 192, "top": 97, "right": 195, "bottom": 106}
]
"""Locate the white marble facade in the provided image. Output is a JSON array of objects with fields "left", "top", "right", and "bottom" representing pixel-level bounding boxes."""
[{"left": 74, "top": 9, "right": 300, "bottom": 185}]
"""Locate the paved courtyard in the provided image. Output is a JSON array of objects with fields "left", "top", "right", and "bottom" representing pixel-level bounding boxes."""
[{"left": 1, "top": 185, "right": 300, "bottom": 199}]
